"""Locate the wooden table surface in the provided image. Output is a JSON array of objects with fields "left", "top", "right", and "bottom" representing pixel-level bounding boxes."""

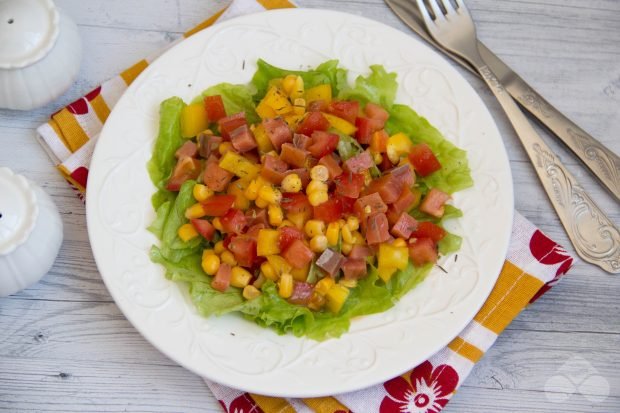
[{"left": 1, "top": 0, "right": 618, "bottom": 411}]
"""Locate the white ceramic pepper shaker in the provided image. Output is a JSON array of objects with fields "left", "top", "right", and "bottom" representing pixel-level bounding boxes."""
[
  {"left": 0, "top": 0, "right": 82, "bottom": 110},
  {"left": 0, "top": 167, "right": 63, "bottom": 296}
]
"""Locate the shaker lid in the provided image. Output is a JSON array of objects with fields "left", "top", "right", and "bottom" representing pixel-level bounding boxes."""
[
  {"left": 0, "top": 167, "right": 39, "bottom": 255},
  {"left": 0, "top": 0, "right": 60, "bottom": 69}
]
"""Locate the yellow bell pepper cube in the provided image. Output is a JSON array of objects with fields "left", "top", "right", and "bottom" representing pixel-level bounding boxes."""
[
  {"left": 291, "top": 263, "right": 309, "bottom": 282},
  {"left": 257, "top": 229, "right": 281, "bottom": 256},
  {"left": 218, "top": 151, "right": 261, "bottom": 180},
  {"left": 266, "top": 254, "right": 292, "bottom": 275},
  {"left": 181, "top": 103, "right": 209, "bottom": 138},
  {"left": 325, "top": 284, "right": 350, "bottom": 314},
  {"left": 283, "top": 114, "right": 305, "bottom": 129},
  {"left": 252, "top": 124, "right": 274, "bottom": 154},
  {"left": 386, "top": 132, "right": 414, "bottom": 164},
  {"left": 378, "top": 244, "right": 409, "bottom": 270},
  {"left": 322, "top": 113, "right": 357, "bottom": 136},
  {"left": 377, "top": 266, "right": 397, "bottom": 282},
  {"left": 262, "top": 86, "right": 293, "bottom": 115},
  {"left": 227, "top": 179, "right": 251, "bottom": 210},
  {"left": 305, "top": 84, "right": 332, "bottom": 104},
  {"left": 315, "top": 277, "right": 335, "bottom": 296},
  {"left": 256, "top": 99, "right": 277, "bottom": 119}
]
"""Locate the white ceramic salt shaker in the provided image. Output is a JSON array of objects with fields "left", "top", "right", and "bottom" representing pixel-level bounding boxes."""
[
  {"left": 0, "top": 167, "right": 63, "bottom": 296},
  {"left": 0, "top": 0, "right": 82, "bottom": 110}
]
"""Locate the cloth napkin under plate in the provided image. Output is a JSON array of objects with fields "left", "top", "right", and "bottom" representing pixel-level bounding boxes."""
[{"left": 35, "top": 0, "right": 576, "bottom": 412}]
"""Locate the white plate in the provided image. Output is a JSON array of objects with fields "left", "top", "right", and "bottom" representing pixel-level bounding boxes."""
[{"left": 87, "top": 9, "right": 513, "bottom": 397}]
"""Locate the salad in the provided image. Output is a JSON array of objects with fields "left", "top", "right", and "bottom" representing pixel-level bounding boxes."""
[{"left": 147, "top": 60, "right": 472, "bottom": 340}]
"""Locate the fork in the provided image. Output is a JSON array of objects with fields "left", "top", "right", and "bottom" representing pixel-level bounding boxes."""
[{"left": 414, "top": 0, "right": 620, "bottom": 273}]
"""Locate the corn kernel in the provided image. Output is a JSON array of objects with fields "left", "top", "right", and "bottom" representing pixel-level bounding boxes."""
[
  {"left": 193, "top": 184, "right": 214, "bottom": 202},
  {"left": 266, "top": 255, "right": 292, "bottom": 275},
  {"left": 346, "top": 216, "right": 360, "bottom": 232},
  {"left": 218, "top": 141, "right": 234, "bottom": 156},
  {"left": 260, "top": 261, "right": 278, "bottom": 281},
  {"left": 214, "top": 241, "right": 225, "bottom": 254},
  {"left": 308, "top": 190, "right": 328, "bottom": 206},
  {"left": 244, "top": 178, "right": 263, "bottom": 201},
  {"left": 278, "top": 273, "right": 294, "bottom": 298},
  {"left": 253, "top": 273, "right": 266, "bottom": 289},
  {"left": 230, "top": 266, "right": 252, "bottom": 288},
  {"left": 315, "top": 277, "right": 335, "bottom": 295},
  {"left": 281, "top": 173, "right": 302, "bottom": 193},
  {"left": 185, "top": 203, "right": 207, "bottom": 219},
  {"left": 393, "top": 238, "right": 407, "bottom": 248},
  {"left": 212, "top": 217, "right": 223, "bottom": 231},
  {"left": 202, "top": 249, "right": 215, "bottom": 259},
  {"left": 282, "top": 74, "right": 298, "bottom": 95},
  {"left": 341, "top": 224, "right": 355, "bottom": 244},
  {"left": 201, "top": 254, "right": 220, "bottom": 276},
  {"left": 326, "top": 222, "right": 340, "bottom": 246},
  {"left": 258, "top": 185, "right": 282, "bottom": 205},
  {"left": 178, "top": 223, "right": 199, "bottom": 242},
  {"left": 287, "top": 212, "right": 306, "bottom": 229},
  {"left": 310, "top": 165, "right": 329, "bottom": 182},
  {"left": 310, "top": 235, "right": 328, "bottom": 253},
  {"left": 306, "top": 179, "right": 328, "bottom": 194},
  {"left": 353, "top": 231, "right": 365, "bottom": 245},
  {"left": 243, "top": 285, "right": 262, "bottom": 300},
  {"left": 293, "top": 98, "right": 306, "bottom": 115},
  {"left": 268, "top": 204, "right": 284, "bottom": 226},
  {"left": 340, "top": 279, "right": 358, "bottom": 289},
  {"left": 255, "top": 196, "right": 269, "bottom": 209},
  {"left": 372, "top": 151, "right": 383, "bottom": 165},
  {"left": 304, "top": 220, "right": 326, "bottom": 238},
  {"left": 337, "top": 219, "right": 346, "bottom": 228},
  {"left": 341, "top": 242, "right": 353, "bottom": 255},
  {"left": 221, "top": 250, "right": 237, "bottom": 266}
]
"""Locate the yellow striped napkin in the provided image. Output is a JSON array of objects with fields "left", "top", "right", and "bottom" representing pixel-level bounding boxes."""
[{"left": 35, "top": 1, "right": 575, "bottom": 412}]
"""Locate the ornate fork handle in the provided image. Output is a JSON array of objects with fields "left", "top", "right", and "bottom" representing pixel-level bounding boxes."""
[
  {"left": 478, "top": 66, "right": 620, "bottom": 273},
  {"left": 513, "top": 85, "right": 620, "bottom": 201}
]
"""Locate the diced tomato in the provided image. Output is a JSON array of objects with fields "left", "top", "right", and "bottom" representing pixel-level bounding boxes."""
[
  {"left": 263, "top": 117, "right": 292, "bottom": 150},
  {"left": 334, "top": 172, "right": 365, "bottom": 198},
  {"left": 364, "top": 102, "right": 389, "bottom": 125},
  {"left": 278, "top": 226, "right": 304, "bottom": 252},
  {"left": 391, "top": 213, "right": 419, "bottom": 239},
  {"left": 204, "top": 95, "right": 227, "bottom": 122},
  {"left": 288, "top": 282, "right": 314, "bottom": 305},
  {"left": 408, "top": 237, "right": 438, "bottom": 266},
  {"left": 285, "top": 168, "right": 310, "bottom": 188},
  {"left": 167, "top": 157, "right": 202, "bottom": 191},
  {"left": 211, "top": 263, "right": 231, "bottom": 292},
  {"left": 313, "top": 197, "right": 343, "bottom": 223},
  {"left": 370, "top": 130, "right": 389, "bottom": 153},
  {"left": 243, "top": 149, "right": 260, "bottom": 164},
  {"left": 419, "top": 188, "right": 451, "bottom": 218},
  {"left": 343, "top": 151, "right": 374, "bottom": 173},
  {"left": 175, "top": 141, "right": 198, "bottom": 159},
  {"left": 293, "top": 133, "right": 311, "bottom": 150},
  {"left": 327, "top": 100, "right": 359, "bottom": 124},
  {"left": 354, "top": 117, "right": 383, "bottom": 144},
  {"left": 220, "top": 208, "right": 247, "bottom": 234},
  {"left": 392, "top": 186, "right": 418, "bottom": 215},
  {"left": 282, "top": 239, "right": 314, "bottom": 269},
  {"left": 228, "top": 236, "right": 257, "bottom": 267},
  {"left": 337, "top": 195, "right": 356, "bottom": 214},
  {"left": 191, "top": 218, "right": 215, "bottom": 240},
  {"left": 342, "top": 258, "right": 368, "bottom": 280},
  {"left": 245, "top": 207, "right": 269, "bottom": 227},
  {"left": 363, "top": 174, "right": 401, "bottom": 204},
  {"left": 308, "top": 131, "right": 339, "bottom": 158},
  {"left": 296, "top": 112, "right": 330, "bottom": 136},
  {"left": 203, "top": 157, "right": 233, "bottom": 191},
  {"left": 390, "top": 164, "right": 415, "bottom": 188},
  {"left": 409, "top": 143, "right": 441, "bottom": 176},
  {"left": 245, "top": 223, "right": 266, "bottom": 239},
  {"left": 386, "top": 206, "right": 401, "bottom": 226},
  {"left": 261, "top": 154, "right": 288, "bottom": 184},
  {"left": 365, "top": 213, "right": 391, "bottom": 245},
  {"left": 354, "top": 193, "right": 388, "bottom": 220},
  {"left": 200, "top": 195, "right": 236, "bottom": 217},
  {"left": 218, "top": 112, "right": 247, "bottom": 140},
  {"left": 378, "top": 153, "right": 394, "bottom": 172},
  {"left": 280, "top": 143, "right": 308, "bottom": 168},
  {"left": 348, "top": 245, "right": 372, "bottom": 260},
  {"left": 307, "top": 100, "right": 328, "bottom": 112},
  {"left": 318, "top": 154, "right": 343, "bottom": 179},
  {"left": 222, "top": 233, "right": 235, "bottom": 250},
  {"left": 230, "top": 124, "right": 257, "bottom": 153},
  {"left": 281, "top": 192, "right": 312, "bottom": 215},
  {"left": 411, "top": 221, "right": 446, "bottom": 242}
]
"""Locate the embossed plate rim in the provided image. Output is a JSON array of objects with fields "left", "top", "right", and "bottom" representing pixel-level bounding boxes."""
[{"left": 86, "top": 9, "right": 514, "bottom": 397}]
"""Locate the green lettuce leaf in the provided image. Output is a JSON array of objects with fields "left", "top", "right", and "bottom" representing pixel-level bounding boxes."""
[
  {"left": 339, "top": 64, "right": 398, "bottom": 108},
  {"left": 159, "top": 180, "right": 202, "bottom": 262},
  {"left": 195, "top": 83, "right": 260, "bottom": 125}
]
